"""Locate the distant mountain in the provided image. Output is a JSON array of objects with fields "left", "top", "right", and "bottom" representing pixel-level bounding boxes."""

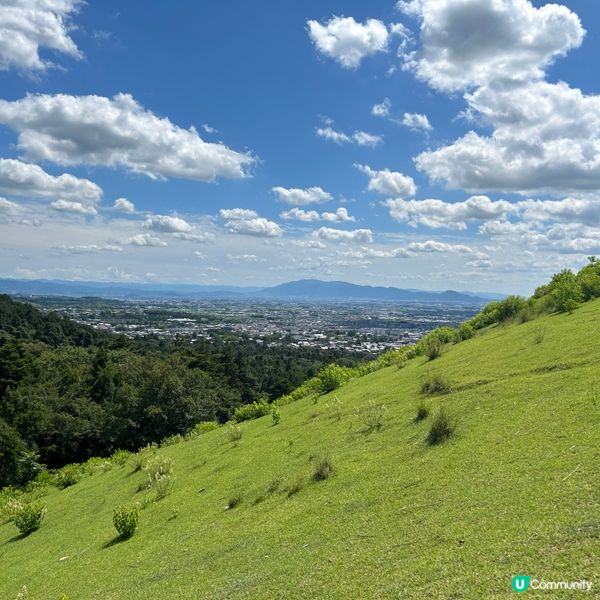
[
  {"left": 257, "top": 279, "right": 489, "bottom": 304},
  {"left": 0, "top": 277, "right": 494, "bottom": 304}
]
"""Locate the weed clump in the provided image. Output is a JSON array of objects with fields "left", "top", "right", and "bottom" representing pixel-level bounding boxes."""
[
  {"left": 226, "top": 493, "right": 242, "bottom": 510},
  {"left": 285, "top": 477, "right": 304, "bottom": 497},
  {"left": 312, "top": 455, "right": 335, "bottom": 481},
  {"left": 426, "top": 408, "right": 454, "bottom": 445},
  {"left": 143, "top": 455, "right": 175, "bottom": 500},
  {"left": 421, "top": 374, "right": 452, "bottom": 395},
  {"left": 113, "top": 505, "right": 139, "bottom": 539},
  {"left": 226, "top": 423, "right": 242, "bottom": 444},
  {"left": 357, "top": 401, "right": 387, "bottom": 433},
  {"left": 14, "top": 501, "right": 46, "bottom": 535},
  {"left": 415, "top": 401, "right": 429, "bottom": 422},
  {"left": 53, "top": 464, "right": 81, "bottom": 489}
]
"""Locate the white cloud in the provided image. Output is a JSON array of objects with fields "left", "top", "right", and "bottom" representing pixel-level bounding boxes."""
[
  {"left": 113, "top": 198, "right": 135, "bottom": 213},
  {"left": 0, "top": 197, "right": 23, "bottom": 215},
  {"left": 0, "top": 158, "right": 102, "bottom": 205},
  {"left": 125, "top": 233, "right": 168, "bottom": 247},
  {"left": 280, "top": 207, "right": 320, "bottom": 222},
  {"left": 372, "top": 98, "right": 391, "bottom": 117},
  {"left": 272, "top": 186, "right": 332, "bottom": 205},
  {"left": 292, "top": 239, "right": 326, "bottom": 249},
  {"left": 356, "top": 163, "right": 416, "bottom": 197},
  {"left": 518, "top": 197, "right": 600, "bottom": 226},
  {"left": 281, "top": 206, "right": 355, "bottom": 223},
  {"left": 55, "top": 244, "right": 123, "bottom": 254},
  {"left": 218, "top": 208, "right": 259, "bottom": 220},
  {"left": 385, "top": 195, "right": 514, "bottom": 229},
  {"left": 0, "top": 93, "right": 255, "bottom": 182},
  {"left": 227, "top": 253, "right": 260, "bottom": 263},
  {"left": 193, "top": 251, "right": 206, "bottom": 258},
  {"left": 225, "top": 217, "right": 282, "bottom": 237},
  {"left": 316, "top": 126, "right": 382, "bottom": 147},
  {"left": 398, "top": 0, "right": 585, "bottom": 91},
  {"left": 0, "top": 0, "right": 83, "bottom": 72},
  {"left": 406, "top": 240, "right": 483, "bottom": 256},
  {"left": 321, "top": 207, "right": 355, "bottom": 223},
  {"left": 144, "top": 215, "right": 193, "bottom": 234},
  {"left": 401, "top": 112, "right": 432, "bottom": 132},
  {"left": 50, "top": 199, "right": 97, "bottom": 215},
  {"left": 307, "top": 16, "right": 391, "bottom": 69},
  {"left": 417, "top": 81, "right": 600, "bottom": 194},
  {"left": 314, "top": 226, "right": 373, "bottom": 243}
]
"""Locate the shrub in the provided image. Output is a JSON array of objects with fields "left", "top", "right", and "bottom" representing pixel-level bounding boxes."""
[
  {"left": 14, "top": 501, "right": 46, "bottom": 535},
  {"left": 54, "top": 464, "right": 81, "bottom": 489},
  {"left": 317, "top": 364, "right": 353, "bottom": 393},
  {"left": 233, "top": 401, "right": 272, "bottom": 423},
  {"left": 457, "top": 322, "right": 474, "bottom": 341},
  {"left": 192, "top": 420, "right": 220, "bottom": 435},
  {"left": 423, "top": 336, "right": 443, "bottom": 361},
  {"left": 421, "top": 374, "right": 451, "bottom": 395},
  {"left": 415, "top": 401, "right": 429, "bottom": 422},
  {"left": 271, "top": 407, "right": 281, "bottom": 426},
  {"left": 226, "top": 423, "right": 242, "bottom": 444},
  {"left": 426, "top": 408, "right": 454, "bottom": 445},
  {"left": 110, "top": 449, "right": 131, "bottom": 467},
  {"left": 153, "top": 474, "right": 175, "bottom": 500},
  {"left": 549, "top": 269, "right": 583, "bottom": 313},
  {"left": 161, "top": 434, "right": 184, "bottom": 447},
  {"left": 113, "top": 505, "right": 139, "bottom": 539},
  {"left": 312, "top": 455, "right": 335, "bottom": 481}
]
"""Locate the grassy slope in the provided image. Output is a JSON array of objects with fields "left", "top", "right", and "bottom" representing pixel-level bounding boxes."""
[{"left": 1, "top": 301, "right": 599, "bottom": 599}]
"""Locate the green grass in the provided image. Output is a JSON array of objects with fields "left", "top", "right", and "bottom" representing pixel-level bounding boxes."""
[{"left": 2, "top": 301, "right": 600, "bottom": 599}]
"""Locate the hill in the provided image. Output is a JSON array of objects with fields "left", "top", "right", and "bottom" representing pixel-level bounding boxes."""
[
  {"left": 0, "top": 277, "right": 495, "bottom": 303},
  {"left": 1, "top": 296, "right": 598, "bottom": 598},
  {"left": 257, "top": 279, "right": 490, "bottom": 303}
]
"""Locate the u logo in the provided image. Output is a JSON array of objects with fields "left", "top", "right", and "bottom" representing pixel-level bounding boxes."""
[{"left": 512, "top": 576, "right": 531, "bottom": 592}]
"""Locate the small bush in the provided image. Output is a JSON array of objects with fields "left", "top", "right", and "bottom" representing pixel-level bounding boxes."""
[
  {"left": 153, "top": 474, "right": 175, "bottom": 500},
  {"left": 233, "top": 401, "right": 272, "bottom": 423},
  {"left": 317, "top": 364, "right": 352, "bottom": 393},
  {"left": 415, "top": 401, "right": 429, "bottom": 422},
  {"left": 143, "top": 455, "right": 175, "bottom": 500},
  {"left": 14, "top": 501, "right": 46, "bottom": 535},
  {"left": 110, "top": 449, "right": 131, "bottom": 467},
  {"left": 192, "top": 420, "right": 220, "bottom": 435},
  {"left": 113, "top": 505, "right": 139, "bottom": 539},
  {"left": 271, "top": 407, "right": 281, "bottom": 426},
  {"left": 423, "top": 337, "right": 443, "bottom": 360},
  {"left": 54, "top": 464, "right": 81, "bottom": 489},
  {"left": 426, "top": 408, "right": 454, "bottom": 445},
  {"left": 226, "top": 423, "right": 242, "bottom": 444},
  {"left": 421, "top": 374, "right": 451, "bottom": 395},
  {"left": 312, "top": 455, "right": 335, "bottom": 481},
  {"left": 161, "top": 434, "right": 184, "bottom": 447}
]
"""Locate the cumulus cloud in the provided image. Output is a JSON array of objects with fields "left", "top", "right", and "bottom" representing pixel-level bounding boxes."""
[
  {"left": 225, "top": 217, "right": 282, "bottom": 237},
  {"left": 0, "top": 93, "right": 255, "bottom": 182},
  {"left": 0, "top": 158, "right": 102, "bottom": 205},
  {"left": 281, "top": 206, "right": 355, "bottom": 223},
  {"left": 307, "top": 16, "right": 391, "bottom": 69},
  {"left": 398, "top": 0, "right": 585, "bottom": 91},
  {"left": 405, "top": 240, "right": 484, "bottom": 256},
  {"left": 125, "top": 233, "right": 168, "bottom": 247},
  {"left": 401, "top": 112, "right": 432, "bottom": 132},
  {"left": 272, "top": 186, "right": 332, "bottom": 205},
  {"left": 372, "top": 98, "right": 391, "bottom": 117},
  {"left": 218, "top": 208, "right": 259, "bottom": 219},
  {"left": 313, "top": 226, "right": 373, "bottom": 243},
  {"left": 113, "top": 198, "right": 135, "bottom": 213},
  {"left": 55, "top": 244, "right": 123, "bottom": 254},
  {"left": 355, "top": 164, "right": 416, "bottom": 197},
  {"left": 227, "top": 253, "right": 260, "bottom": 263},
  {"left": 417, "top": 81, "right": 600, "bottom": 194},
  {"left": 144, "top": 215, "right": 193, "bottom": 233},
  {"left": 385, "top": 195, "right": 514, "bottom": 229},
  {"left": 0, "top": 197, "right": 23, "bottom": 215},
  {"left": 50, "top": 199, "right": 97, "bottom": 215},
  {"left": 316, "top": 126, "right": 382, "bottom": 147},
  {"left": 0, "top": 0, "right": 83, "bottom": 72}
]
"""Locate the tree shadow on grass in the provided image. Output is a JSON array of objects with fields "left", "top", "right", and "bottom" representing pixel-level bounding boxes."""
[
  {"left": 4, "top": 532, "right": 29, "bottom": 544},
  {"left": 102, "top": 535, "right": 132, "bottom": 549}
]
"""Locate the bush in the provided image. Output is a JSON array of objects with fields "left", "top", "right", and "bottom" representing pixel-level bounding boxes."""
[
  {"left": 426, "top": 408, "right": 454, "bottom": 445},
  {"left": 143, "top": 455, "right": 175, "bottom": 499},
  {"left": 415, "top": 401, "right": 429, "bottom": 422},
  {"left": 312, "top": 455, "right": 335, "bottom": 481},
  {"left": 110, "top": 449, "right": 131, "bottom": 467},
  {"left": 226, "top": 423, "right": 242, "bottom": 444},
  {"left": 456, "top": 322, "right": 474, "bottom": 341},
  {"left": 113, "top": 505, "right": 139, "bottom": 539},
  {"left": 14, "top": 501, "right": 46, "bottom": 535},
  {"left": 54, "top": 464, "right": 81, "bottom": 489},
  {"left": 132, "top": 444, "right": 158, "bottom": 472},
  {"left": 549, "top": 269, "right": 583, "bottom": 313},
  {"left": 160, "top": 434, "right": 184, "bottom": 447},
  {"left": 421, "top": 374, "right": 451, "bottom": 395},
  {"left": 271, "top": 407, "right": 281, "bottom": 425},
  {"left": 191, "top": 421, "right": 220, "bottom": 435},
  {"left": 317, "top": 364, "right": 352, "bottom": 393},
  {"left": 423, "top": 336, "right": 443, "bottom": 361},
  {"left": 233, "top": 401, "right": 272, "bottom": 423}
]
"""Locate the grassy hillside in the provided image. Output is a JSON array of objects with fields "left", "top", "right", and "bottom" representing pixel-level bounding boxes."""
[{"left": 2, "top": 300, "right": 599, "bottom": 599}]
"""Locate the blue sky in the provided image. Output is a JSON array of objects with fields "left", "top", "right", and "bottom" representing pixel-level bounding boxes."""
[{"left": 1, "top": 0, "right": 600, "bottom": 294}]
